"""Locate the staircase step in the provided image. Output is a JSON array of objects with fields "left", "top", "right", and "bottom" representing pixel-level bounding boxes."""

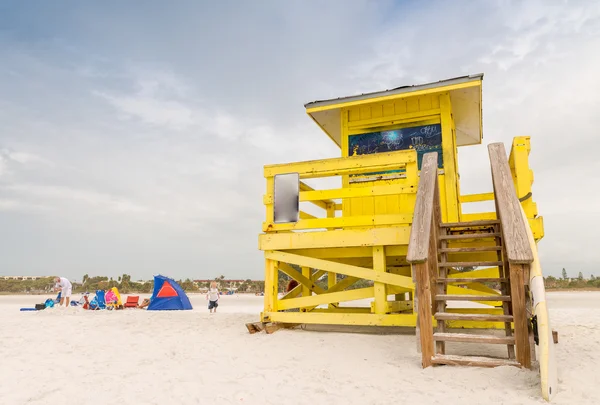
[
  {"left": 431, "top": 354, "right": 520, "bottom": 368},
  {"left": 440, "top": 220, "right": 500, "bottom": 228},
  {"left": 436, "top": 294, "right": 511, "bottom": 302},
  {"left": 438, "top": 261, "right": 503, "bottom": 268},
  {"left": 437, "top": 277, "right": 508, "bottom": 284},
  {"left": 439, "top": 233, "right": 501, "bottom": 240},
  {"left": 434, "top": 312, "right": 513, "bottom": 322},
  {"left": 439, "top": 246, "right": 503, "bottom": 253},
  {"left": 433, "top": 332, "right": 515, "bottom": 344}
]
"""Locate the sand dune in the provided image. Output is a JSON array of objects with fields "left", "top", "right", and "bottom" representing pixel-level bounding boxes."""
[{"left": 0, "top": 291, "right": 598, "bottom": 404}]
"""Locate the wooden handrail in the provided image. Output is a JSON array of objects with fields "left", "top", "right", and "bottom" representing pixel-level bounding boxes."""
[
  {"left": 406, "top": 152, "right": 440, "bottom": 368},
  {"left": 489, "top": 142, "right": 533, "bottom": 369},
  {"left": 407, "top": 152, "right": 440, "bottom": 263},
  {"left": 488, "top": 143, "right": 534, "bottom": 264}
]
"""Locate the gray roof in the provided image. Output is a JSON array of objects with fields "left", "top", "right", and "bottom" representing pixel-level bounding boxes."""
[{"left": 304, "top": 73, "right": 484, "bottom": 109}]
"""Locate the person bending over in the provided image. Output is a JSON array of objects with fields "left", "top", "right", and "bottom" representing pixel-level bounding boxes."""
[{"left": 54, "top": 277, "right": 72, "bottom": 307}]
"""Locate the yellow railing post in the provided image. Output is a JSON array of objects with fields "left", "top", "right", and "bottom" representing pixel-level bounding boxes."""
[{"left": 373, "top": 246, "right": 387, "bottom": 314}]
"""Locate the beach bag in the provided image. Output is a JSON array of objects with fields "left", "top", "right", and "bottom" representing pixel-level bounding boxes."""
[{"left": 35, "top": 304, "right": 46, "bottom": 310}]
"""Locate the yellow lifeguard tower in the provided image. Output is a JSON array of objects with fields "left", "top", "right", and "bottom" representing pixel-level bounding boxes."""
[{"left": 253, "top": 74, "right": 555, "bottom": 399}]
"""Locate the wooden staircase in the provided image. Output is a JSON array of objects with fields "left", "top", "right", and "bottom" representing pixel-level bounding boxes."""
[
  {"left": 430, "top": 219, "right": 519, "bottom": 368},
  {"left": 407, "top": 144, "right": 535, "bottom": 371}
]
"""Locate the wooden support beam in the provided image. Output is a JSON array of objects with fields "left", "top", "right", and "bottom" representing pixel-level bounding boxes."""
[
  {"left": 415, "top": 262, "right": 434, "bottom": 367},
  {"left": 278, "top": 262, "right": 327, "bottom": 295},
  {"left": 266, "top": 251, "right": 414, "bottom": 290},
  {"left": 277, "top": 286, "right": 376, "bottom": 311},
  {"left": 280, "top": 269, "right": 326, "bottom": 300},
  {"left": 509, "top": 263, "right": 532, "bottom": 368}
]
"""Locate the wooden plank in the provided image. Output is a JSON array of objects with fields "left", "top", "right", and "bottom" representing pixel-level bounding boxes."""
[
  {"left": 509, "top": 263, "right": 532, "bottom": 368},
  {"left": 414, "top": 262, "right": 434, "bottom": 367},
  {"left": 458, "top": 193, "right": 495, "bottom": 203},
  {"left": 264, "top": 323, "right": 282, "bottom": 334},
  {"left": 245, "top": 322, "right": 265, "bottom": 334},
  {"left": 265, "top": 311, "right": 417, "bottom": 327},
  {"left": 407, "top": 152, "right": 439, "bottom": 263},
  {"left": 438, "top": 261, "right": 503, "bottom": 268},
  {"left": 488, "top": 143, "right": 534, "bottom": 264},
  {"left": 259, "top": 226, "right": 411, "bottom": 251},
  {"left": 265, "top": 251, "right": 414, "bottom": 290},
  {"left": 436, "top": 294, "right": 510, "bottom": 301},
  {"left": 433, "top": 332, "right": 515, "bottom": 344},
  {"left": 440, "top": 246, "right": 502, "bottom": 253},
  {"left": 299, "top": 181, "right": 335, "bottom": 210},
  {"left": 437, "top": 278, "right": 508, "bottom": 283},
  {"left": 431, "top": 354, "right": 520, "bottom": 368},
  {"left": 299, "top": 211, "right": 317, "bottom": 220},
  {"left": 300, "top": 184, "right": 416, "bottom": 202},
  {"left": 264, "top": 149, "right": 416, "bottom": 178},
  {"left": 447, "top": 267, "right": 500, "bottom": 279},
  {"left": 440, "top": 219, "right": 499, "bottom": 228},
  {"left": 434, "top": 313, "right": 513, "bottom": 322},
  {"left": 263, "top": 213, "right": 412, "bottom": 232},
  {"left": 439, "top": 233, "right": 500, "bottom": 240}
]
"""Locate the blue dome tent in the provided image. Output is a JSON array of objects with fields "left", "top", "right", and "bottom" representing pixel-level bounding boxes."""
[{"left": 147, "top": 275, "right": 193, "bottom": 311}]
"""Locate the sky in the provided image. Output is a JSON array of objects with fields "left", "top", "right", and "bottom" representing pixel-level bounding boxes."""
[{"left": 1, "top": 0, "right": 599, "bottom": 281}]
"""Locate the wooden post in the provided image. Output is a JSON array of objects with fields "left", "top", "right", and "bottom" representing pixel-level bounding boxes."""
[
  {"left": 373, "top": 246, "right": 387, "bottom": 314},
  {"left": 509, "top": 263, "right": 532, "bottom": 368},
  {"left": 415, "top": 262, "right": 434, "bottom": 367}
]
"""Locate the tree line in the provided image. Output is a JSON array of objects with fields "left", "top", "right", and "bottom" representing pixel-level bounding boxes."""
[{"left": 0, "top": 274, "right": 265, "bottom": 294}]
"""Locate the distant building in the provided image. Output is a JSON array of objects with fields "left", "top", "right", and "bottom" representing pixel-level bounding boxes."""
[{"left": 1, "top": 276, "right": 48, "bottom": 281}]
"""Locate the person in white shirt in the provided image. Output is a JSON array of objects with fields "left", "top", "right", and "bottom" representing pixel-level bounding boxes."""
[
  {"left": 54, "top": 277, "right": 72, "bottom": 307},
  {"left": 206, "top": 281, "right": 220, "bottom": 313}
]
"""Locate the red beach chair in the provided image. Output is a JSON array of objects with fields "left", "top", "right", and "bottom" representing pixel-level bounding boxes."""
[{"left": 124, "top": 295, "right": 140, "bottom": 308}]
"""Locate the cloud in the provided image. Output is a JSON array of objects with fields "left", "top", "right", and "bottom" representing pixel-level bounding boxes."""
[{"left": 0, "top": 0, "right": 599, "bottom": 280}]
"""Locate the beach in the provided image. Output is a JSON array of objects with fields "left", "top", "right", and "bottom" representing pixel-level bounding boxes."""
[{"left": 0, "top": 291, "right": 598, "bottom": 405}]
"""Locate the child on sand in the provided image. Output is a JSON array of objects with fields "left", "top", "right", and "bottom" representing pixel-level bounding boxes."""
[{"left": 206, "top": 281, "right": 219, "bottom": 313}]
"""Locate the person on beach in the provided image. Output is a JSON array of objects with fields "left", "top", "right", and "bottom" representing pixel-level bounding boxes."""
[
  {"left": 53, "top": 277, "right": 72, "bottom": 307},
  {"left": 138, "top": 298, "right": 151, "bottom": 309},
  {"left": 206, "top": 281, "right": 220, "bottom": 313}
]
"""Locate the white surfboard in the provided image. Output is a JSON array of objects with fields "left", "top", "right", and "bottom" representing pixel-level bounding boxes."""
[{"left": 519, "top": 205, "right": 557, "bottom": 401}]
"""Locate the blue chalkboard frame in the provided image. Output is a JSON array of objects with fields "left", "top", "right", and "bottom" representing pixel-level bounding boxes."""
[{"left": 348, "top": 123, "right": 444, "bottom": 178}]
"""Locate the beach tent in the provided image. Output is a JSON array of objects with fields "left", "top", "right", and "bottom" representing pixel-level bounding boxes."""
[{"left": 147, "top": 275, "right": 193, "bottom": 311}]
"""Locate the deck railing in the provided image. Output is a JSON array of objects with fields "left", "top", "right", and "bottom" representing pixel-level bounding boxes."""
[{"left": 263, "top": 149, "right": 419, "bottom": 233}]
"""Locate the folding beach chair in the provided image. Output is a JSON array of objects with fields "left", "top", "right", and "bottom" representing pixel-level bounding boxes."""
[{"left": 124, "top": 296, "right": 140, "bottom": 308}]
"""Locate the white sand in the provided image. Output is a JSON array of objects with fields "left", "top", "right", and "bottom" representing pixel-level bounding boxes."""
[{"left": 0, "top": 291, "right": 599, "bottom": 404}]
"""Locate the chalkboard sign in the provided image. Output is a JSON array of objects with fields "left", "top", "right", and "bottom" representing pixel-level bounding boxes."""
[{"left": 348, "top": 123, "right": 443, "bottom": 177}]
